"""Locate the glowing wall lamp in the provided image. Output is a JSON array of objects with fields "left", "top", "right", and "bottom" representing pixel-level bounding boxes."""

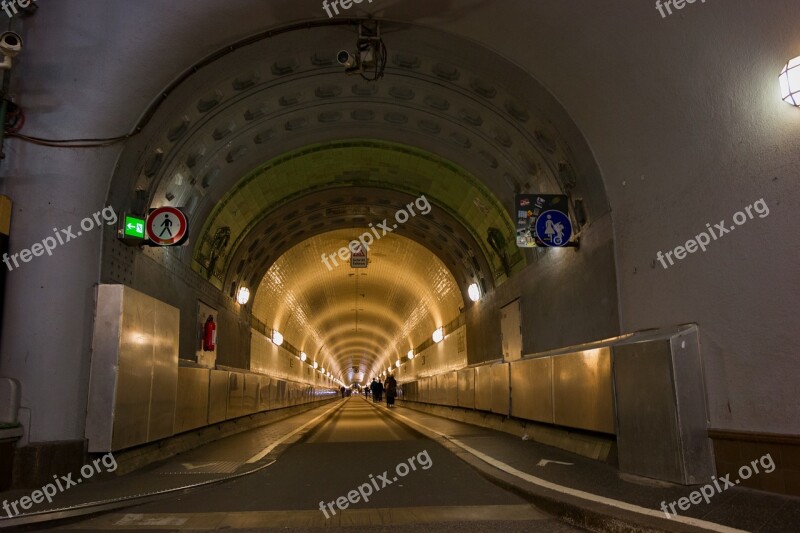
[
  {"left": 271, "top": 330, "right": 284, "bottom": 346},
  {"left": 396, "top": 359, "right": 401, "bottom": 368},
  {"left": 407, "top": 349, "right": 414, "bottom": 360},
  {"left": 236, "top": 286, "right": 251, "bottom": 305},
  {"left": 467, "top": 283, "right": 481, "bottom": 302},
  {"left": 432, "top": 327, "right": 444, "bottom": 343},
  {"left": 300, "top": 351, "right": 307, "bottom": 362},
  {"left": 313, "top": 361, "right": 318, "bottom": 369},
  {"left": 779, "top": 56, "right": 800, "bottom": 106}
]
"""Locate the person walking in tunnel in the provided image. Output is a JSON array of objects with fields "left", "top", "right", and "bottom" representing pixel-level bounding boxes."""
[
  {"left": 340, "top": 386, "right": 346, "bottom": 398},
  {"left": 385, "top": 374, "right": 397, "bottom": 408},
  {"left": 371, "top": 378, "right": 383, "bottom": 403}
]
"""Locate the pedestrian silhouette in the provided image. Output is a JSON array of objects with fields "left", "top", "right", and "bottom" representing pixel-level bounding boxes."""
[{"left": 159, "top": 214, "right": 173, "bottom": 237}]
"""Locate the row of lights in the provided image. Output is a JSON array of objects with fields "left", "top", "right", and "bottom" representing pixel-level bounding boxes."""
[
  {"left": 243, "top": 278, "right": 483, "bottom": 385},
  {"left": 263, "top": 332, "right": 342, "bottom": 385},
  {"left": 378, "top": 322, "right": 452, "bottom": 378},
  {"left": 372, "top": 283, "right": 483, "bottom": 378},
  {"left": 239, "top": 282, "right": 481, "bottom": 308}
]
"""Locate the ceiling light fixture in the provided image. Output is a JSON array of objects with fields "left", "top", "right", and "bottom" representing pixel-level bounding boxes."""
[
  {"left": 467, "top": 283, "right": 481, "bottom": 302},
  {"left": 236, "top": 286, "right": 250, "bottom": 305},
  {"left": 432, "top": 327, "right": 444, "bottom": 343},
  {"left": 780, "top": 56, "right": 800, "bottom": 106}
]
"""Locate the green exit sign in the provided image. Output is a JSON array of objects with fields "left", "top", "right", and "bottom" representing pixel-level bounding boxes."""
[{"left": 123, "top": 215, "right": 145, "bottom": 239}]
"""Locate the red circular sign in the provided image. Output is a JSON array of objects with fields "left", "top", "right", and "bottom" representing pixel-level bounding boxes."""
[{"left": 146, "top": 206, "right": 188, "bottom": 245}]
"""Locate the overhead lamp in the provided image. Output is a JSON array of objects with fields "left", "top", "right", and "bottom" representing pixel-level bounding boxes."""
[
  {"left": 467, "top": 283, "right": 481, "bottom": 302},
  {"left": 780, "top": 56, "right": 800, "bottom": 106},
  {"left": 313, "top": 361, "right": 318, "bottom": 369},
  {"left": 432, "top": 327, "right": 444, "bottom": 343},
  {"left": 407, "top": 349, "right": 414, "bottom": 360},
  {"left": 321, "top": 366, "right": 325, "bottom": 374},
  {"left": 396, "top": 359, "right": 401, "bottom": 368},
  {"left": 272, "top": 330, "right": 284, "bottom": 346},
  {"left": 236, "top": 286, "right": 251, "bottom": 305},
  {"left": 300, "top": 351, "right": 307, "bottom": 362}
]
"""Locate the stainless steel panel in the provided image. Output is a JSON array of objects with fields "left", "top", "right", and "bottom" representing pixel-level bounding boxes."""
[
  {"left": 148, "top": 299, "right": 179, "bottom": 442},
  {"left": 474, "top": 365, "right": 492, "bottom": 411},
  {"left": 419, "top": 377, "right": 429, "bottom": 403},
  {"left": 457, "top": 368, "right": 475, "bottom": 408},
  {"left": 226, "top": 372, "right": 244, "bottom": 419},
  {"left": 510, "top": 357, "right": 553, "bottom": 423},
  {"left": 87, "top": 285, "right": 182, "bottom": 452},
  {"left": 443, "top": 371, "right": 458, "bottom": 406},
  {"left": 242, "top": 374, "right": 260, "bottom": 414},
  {"left": 274, "top": 380, "right": 287, "bottom": 409},
  {"left": 208, "top": 370, "right": 228, "bottom": 424},
  {"left": 614, "top": 326, "right": 714, "bottom": 485},
  {"left": 258, "top": 375, "right": 271, "bottom": 411},
  {"left": 403, "top": 381, "right": 418, "bottom": 402},
  {"left": 113, "top": 286, "right": 155, "bottom": 450},
  {"left": 175, "top": 367, "right": 210, "bottom": 434},
  {"left": 491, "top": 363, "right": 510, "bottom": 415},
  {"left": 552, "top": 348, "right": 614, "bottom": 434},
  {"left": 86, "top": 285, "right": 124, "bottom": 452}
]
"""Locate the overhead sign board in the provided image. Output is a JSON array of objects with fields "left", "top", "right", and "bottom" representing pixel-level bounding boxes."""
[
  {"left": 146, "top": 206, "right": 188, "bottom": 246},
  {"left": 350, "top": 243, "right": 367, "bottom": 268},
  {"left": 515, "top": 194, "right": 572, "bottom": 248}
]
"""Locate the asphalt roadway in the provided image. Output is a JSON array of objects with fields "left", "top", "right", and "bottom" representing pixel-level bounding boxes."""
[{"left": 57, "top": 396, "right": 583, "bottom": 532}]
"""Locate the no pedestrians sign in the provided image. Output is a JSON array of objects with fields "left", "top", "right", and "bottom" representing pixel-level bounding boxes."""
[{"left": 146, "top": 206, "right": 188, "bottom": 246}]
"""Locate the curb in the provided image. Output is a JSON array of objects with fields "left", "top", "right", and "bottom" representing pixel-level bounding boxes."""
[{"left": 370, "top": 400, "right": 725, "bottom": 533}]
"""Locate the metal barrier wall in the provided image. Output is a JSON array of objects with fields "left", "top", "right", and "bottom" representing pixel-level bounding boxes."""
[
  {"left": 86, "top": 285, "right": 338, "bottom": 453},
  {"left": 398, "top": 325, "right": 713, "bottom": 485}
]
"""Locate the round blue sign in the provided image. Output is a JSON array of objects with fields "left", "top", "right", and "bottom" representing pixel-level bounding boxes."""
[{"left": 535, "top": 210, "right": 572, "bottom": 247}]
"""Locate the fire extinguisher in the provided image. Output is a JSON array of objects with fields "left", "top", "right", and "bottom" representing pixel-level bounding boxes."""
[{"left": 203, "top": 315, "right": 216, "bottom": 351}]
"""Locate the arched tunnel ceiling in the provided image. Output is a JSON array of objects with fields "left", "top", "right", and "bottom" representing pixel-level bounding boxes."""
[
  {"left": 193, "top": 140, "right": 522, "bottom": 291},
  {"left": 107, "top": 21, "right": 610, "bottom": 382},
  {"left": 116, "top": 23, "right": 609, "bottom": 249},
  {"left": 215, "top": 185, "right": 498, "bottom": 307},
  {"left": 251, "top": 229, "right": 464, "bottom": 383}
]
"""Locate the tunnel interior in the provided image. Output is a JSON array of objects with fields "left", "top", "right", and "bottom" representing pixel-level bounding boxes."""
[{"left": 101, "top": 21, "right": 617, "bottom": 388}]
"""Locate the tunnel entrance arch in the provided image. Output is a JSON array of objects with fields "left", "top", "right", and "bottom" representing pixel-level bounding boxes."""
[{"left": 101, "top": 19, "right": 615, "bottom": 377}]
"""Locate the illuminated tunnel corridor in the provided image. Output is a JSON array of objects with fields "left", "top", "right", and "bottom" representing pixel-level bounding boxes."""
[{"left": 0, "top": 1, "right": 797, "bottom": 531}]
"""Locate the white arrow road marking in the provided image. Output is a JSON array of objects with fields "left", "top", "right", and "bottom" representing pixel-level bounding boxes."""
[{"left": 537, "top": 459, "right": 574, "bottom": 467}]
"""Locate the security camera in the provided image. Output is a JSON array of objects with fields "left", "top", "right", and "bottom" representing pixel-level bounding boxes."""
[
  {"left": 337, "top": 50, "right": 355, "bottom": 68},
  {"left": 338, "top": 22, "right": 387, "bottom": 81},
  {"left": 0, "top": 32, "right": 21, "bottom": 57},
  {"left": 0, "top": 32, "right": 22, "bottom": 71}
]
